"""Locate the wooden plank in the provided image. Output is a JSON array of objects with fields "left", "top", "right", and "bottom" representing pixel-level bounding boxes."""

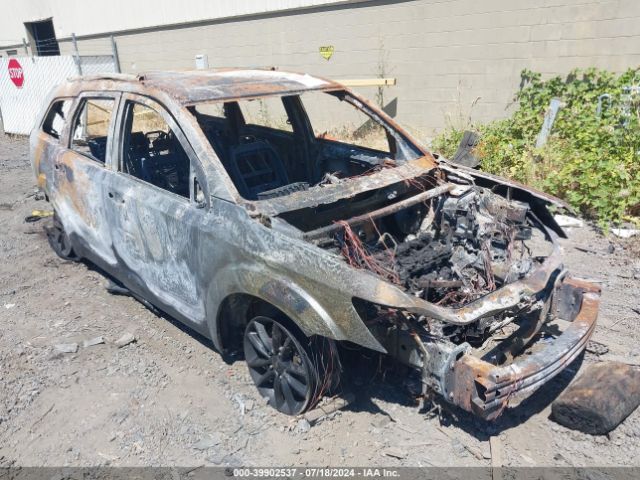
[{"left": 339, "top": 78, "right": 397, "bottom": 87}]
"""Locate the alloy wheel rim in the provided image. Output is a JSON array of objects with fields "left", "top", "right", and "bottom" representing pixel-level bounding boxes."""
[{"left": 244, "top": 317, "right": 311, "bottom": 415}]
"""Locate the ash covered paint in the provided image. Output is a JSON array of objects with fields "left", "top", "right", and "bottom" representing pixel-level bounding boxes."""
[{"left": 30, "top": 70, "right": 601, "bottom": 420}]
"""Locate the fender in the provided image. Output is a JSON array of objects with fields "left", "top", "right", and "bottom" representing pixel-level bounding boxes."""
[{"left": 205, "top": 263, "right": 386, "bottom": 353}]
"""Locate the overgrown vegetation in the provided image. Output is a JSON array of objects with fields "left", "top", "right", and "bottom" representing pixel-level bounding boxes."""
[{"left": 432, "top": 68, "right": 640, "bottom": 226}]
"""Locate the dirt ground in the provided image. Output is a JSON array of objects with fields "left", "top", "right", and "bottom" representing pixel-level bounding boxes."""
[{"left": 1, "top": 134, "right": 639, "bottom": 468}]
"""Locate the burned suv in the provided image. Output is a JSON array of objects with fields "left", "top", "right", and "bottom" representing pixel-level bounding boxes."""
[{"left": 31, "top": 70, "right": 600, "bottom": 419}]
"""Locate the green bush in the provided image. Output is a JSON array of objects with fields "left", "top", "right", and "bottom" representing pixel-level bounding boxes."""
[{"left": 432, "top": 68, "right": 640, "bottom": 226}]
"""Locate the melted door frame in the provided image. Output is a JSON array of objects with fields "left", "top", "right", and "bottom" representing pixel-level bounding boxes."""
[
  {"left": 52, "top": 91, "right": 122, "bottom": 266},
  {"left": 105, "top": 92, "right": 212, "bottom": 332}
]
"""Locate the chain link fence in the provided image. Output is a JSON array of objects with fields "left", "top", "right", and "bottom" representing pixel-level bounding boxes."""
[{"left": 0, "top": 49, "right": 117, "bottom": 134}]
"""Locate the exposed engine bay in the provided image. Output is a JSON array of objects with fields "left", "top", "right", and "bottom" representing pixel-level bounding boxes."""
[
  {"left": 376, "top": 186, "right": 535, "bottom": 308},
  {"left": 284, "top": 174, "right": 567, "bottom": 414},
  {"left": 304, "top": 180, "right": 549, "bottom": 339}
]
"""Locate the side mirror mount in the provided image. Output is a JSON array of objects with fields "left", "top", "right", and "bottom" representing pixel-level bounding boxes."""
[{"left": 193, "top": 177, "right": 207, "bottom": 209}]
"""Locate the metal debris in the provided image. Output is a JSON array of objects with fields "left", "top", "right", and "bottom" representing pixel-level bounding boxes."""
[
  {"left": 450, "top": 130, "right": 480, "bottom": 168},
  {"left": 551, "top": 361, "right": 640, "bottom": 435},
  {"left": 586, "top": 340, "right": 609, "bottom": 356}
]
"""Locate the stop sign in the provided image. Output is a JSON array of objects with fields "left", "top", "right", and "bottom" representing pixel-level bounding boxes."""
[{"left": 8, "top": 59, "right": 24, "bottom": 88}]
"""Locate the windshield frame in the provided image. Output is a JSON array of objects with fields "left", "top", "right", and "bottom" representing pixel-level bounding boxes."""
[{"left": 185, "top": 87, "right": 434, "bottom": 213}]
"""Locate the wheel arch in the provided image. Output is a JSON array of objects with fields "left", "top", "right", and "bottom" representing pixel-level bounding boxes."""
[
  {"left": 206, "top": 269, "right": 386, "bottom": 355},
  {"left": 214, "top": 292, "right": 286, "bottom": 355}
]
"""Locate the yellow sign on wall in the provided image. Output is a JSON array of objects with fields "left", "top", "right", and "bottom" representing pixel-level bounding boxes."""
[{"left": 319, "top": 46, "right": 334, "bottom": 60}]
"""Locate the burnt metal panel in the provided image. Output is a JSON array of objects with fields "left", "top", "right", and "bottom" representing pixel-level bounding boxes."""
[{"left": 444, "top": 278, "right": 601, "bottom": 420}]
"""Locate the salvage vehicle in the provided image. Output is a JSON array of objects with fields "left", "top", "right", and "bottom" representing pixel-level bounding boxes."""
[{"left": 30, "top": 70, "right": 600, "bottom": 419}]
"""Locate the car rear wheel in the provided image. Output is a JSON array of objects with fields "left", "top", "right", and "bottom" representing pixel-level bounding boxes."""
[
  {"left": 243, "top": 315, "right": 325, "bottom": 415},
  {"left": 46, "top": 212, "right": 79, "bottom": 261}
]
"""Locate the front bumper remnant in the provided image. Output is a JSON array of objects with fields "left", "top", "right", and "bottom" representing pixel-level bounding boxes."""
[{"left": 442, "top": 277, "right": 601, "bottom": 420}]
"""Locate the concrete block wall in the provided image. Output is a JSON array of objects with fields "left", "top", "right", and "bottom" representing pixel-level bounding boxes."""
[{"left": 60, "top": 0, "right": 640, "bottom": 135}]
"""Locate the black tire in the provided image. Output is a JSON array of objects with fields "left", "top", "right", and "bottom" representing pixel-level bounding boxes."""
[
  {"left": 46, "top": 212, "right": 79, "bottom": 261},
  {"left": 243, "top": 315, "right": 336, "bottom": 415}
]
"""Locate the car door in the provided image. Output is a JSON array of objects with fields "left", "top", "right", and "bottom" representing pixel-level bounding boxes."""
[
  {"left": 104, "top": 93, "right": 209, "bottom": 328},
  {"left": 51, "top": 92, "right": 122, "bottom": 266}
]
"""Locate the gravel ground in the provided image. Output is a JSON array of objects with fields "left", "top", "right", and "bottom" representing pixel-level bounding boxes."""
[{"left": 1, "top": 134, "right": 639, "bottom": 468}]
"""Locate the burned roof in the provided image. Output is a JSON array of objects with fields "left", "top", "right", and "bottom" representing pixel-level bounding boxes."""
[
  {"left": 68, "top": 69, "right": 340, "bottom": 104},
  {"left": 139, "top": 69, "right": 340, "bottom": 104}
]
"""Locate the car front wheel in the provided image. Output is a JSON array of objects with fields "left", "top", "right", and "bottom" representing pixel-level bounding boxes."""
[{"left": 243, "top": 315, "right": 327, "bottom": 415}]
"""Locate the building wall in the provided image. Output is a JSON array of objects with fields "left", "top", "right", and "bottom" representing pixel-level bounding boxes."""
[
  {"left": 59, "top": 0, "right": 640, "bottom": 134},
  {"left": 0, "top": 0, "right": 363, "bottom": 46}
]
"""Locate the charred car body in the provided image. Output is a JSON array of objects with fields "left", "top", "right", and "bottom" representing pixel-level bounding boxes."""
[{"left": 31, "top": 70, "right": 600, "bottom": 419}]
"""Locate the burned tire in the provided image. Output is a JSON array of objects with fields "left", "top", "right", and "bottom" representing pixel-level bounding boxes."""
[
  {"left": 46, "top": 212, "right": 79, "bottom": 261},
  {"left": 243, "top": 316, "right": 334, "bottom": 415}
]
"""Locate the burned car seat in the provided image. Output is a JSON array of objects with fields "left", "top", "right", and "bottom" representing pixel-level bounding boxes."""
[
  {"left": 123, "top": 132, "right": 148, "bottom": 178},
  {"left": 124, "top": 131, "right": 189, "bottom": 198},
  {"left": 87, "top": 137, "right": 108, "bottom": 163},
  {"left": 226, "top": 141, "right": 289, "bottom": 200}
]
